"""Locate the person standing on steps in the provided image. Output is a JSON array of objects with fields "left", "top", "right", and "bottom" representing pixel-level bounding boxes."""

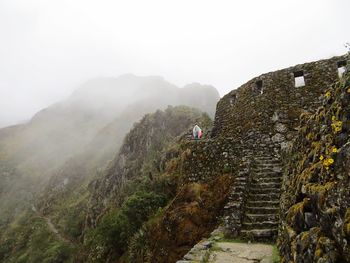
[{"left": 193, "top": 124, "right": 203, "bottom": 140}]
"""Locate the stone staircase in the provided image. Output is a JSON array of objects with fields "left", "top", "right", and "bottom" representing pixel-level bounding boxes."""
[
  {"left": 223, "top": 149, "right": 252, "bottom": 236},
  {"left": 240, "top": 154, "right": 282, "bottom": 241}
]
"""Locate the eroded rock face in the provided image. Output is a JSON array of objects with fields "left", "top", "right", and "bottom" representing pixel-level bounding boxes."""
[{"left": 279, "top": 67, "right": 350, "bottom": 262}]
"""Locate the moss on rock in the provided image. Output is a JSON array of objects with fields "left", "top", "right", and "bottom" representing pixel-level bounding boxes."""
[{"left": 279, "top": 63, "right": 350, "bottom": 262}]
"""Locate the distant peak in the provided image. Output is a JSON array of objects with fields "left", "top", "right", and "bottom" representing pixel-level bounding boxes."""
[
  {"left": 183, "top": 82, "right": 215, "bottom": 89},
  {"left": 117, "top": 73, "right": 165, "bottom": 82}
]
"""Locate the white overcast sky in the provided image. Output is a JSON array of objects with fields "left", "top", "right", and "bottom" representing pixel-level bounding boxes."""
[{"left": 0, "top": 0, "right": 349, "bottom": 127}]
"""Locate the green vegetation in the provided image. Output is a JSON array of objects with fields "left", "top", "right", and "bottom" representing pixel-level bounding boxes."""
[
  {"left": 85, "top": 191, "right": 168, "bottom": 262},
  {"left": 0, "top": 105, "right": 214, "bottom": 262},
  {"left": 217, "top": 237, "right": 246, "bottom": 243},
  {"left": 272, "top": 245, "right": 281, "bottom": 263},
  {"left": 0, "top": 212, "right": 75, "bottom": 263},
  {"left": 59, "top": 207, "right": 85, "bottom": 240},
  {"left": 47, "top": 185, "right": 90, "bottom": 241}
]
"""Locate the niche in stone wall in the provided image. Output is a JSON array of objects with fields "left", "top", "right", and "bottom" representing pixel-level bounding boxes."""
[
  {"left": 229, "top": 94, "right": 236, "bottom": 106},
  {"left": 255, "top": 80, "right": 263, "bottom": 95},
  {"left": 337, "top": 60, "right": 347, "bottom": 78},
  {"left": 294, "top": 71, "right": 305, "bottom": 87}
]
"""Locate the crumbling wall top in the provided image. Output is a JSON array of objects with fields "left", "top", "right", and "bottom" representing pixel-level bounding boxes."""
[{"left": 212, "top": 54, "right": 349, "bottom": 139}]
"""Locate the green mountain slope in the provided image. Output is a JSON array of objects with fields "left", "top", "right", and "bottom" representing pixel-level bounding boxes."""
[
  {"left": 0, "top": 106, "right": 213, "bottom": 263},
  {"left": 0, "top": 75, "right": 219, "bottom": 244}
]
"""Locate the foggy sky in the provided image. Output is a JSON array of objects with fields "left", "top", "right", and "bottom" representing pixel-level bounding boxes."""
[{"left": 1, "top": 0, "right": 349, "bottom": 128}]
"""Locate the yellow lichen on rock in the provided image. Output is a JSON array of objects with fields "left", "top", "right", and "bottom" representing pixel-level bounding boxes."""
[{"left": 343, "top": 209, "right": 350, "bottom": 237}]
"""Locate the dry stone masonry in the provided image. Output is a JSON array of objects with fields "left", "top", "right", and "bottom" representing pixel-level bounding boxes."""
[
  {"left": 278, "top": 60, "right": 350, "bottom": 262},
  {"left": 178, "top": 54, "right": 349, "bottom": 256},
  {"left": 240, "top": 151, "right": 282, "bottom": 240}
]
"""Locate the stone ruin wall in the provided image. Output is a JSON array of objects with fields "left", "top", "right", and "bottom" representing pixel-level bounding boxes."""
[
  {"left": 179, "top": 55, "right": 349, "bottom": 238},
  {"left": 181, "top": 132, "right": 281, "bottom": 183},
  {"left": 180, "top": 138, "right": 243, "bottom": 183},
  {"left": 183, "top": 55, "right": 348, "bottom": 184},
  {"left": 278, "top": 61, "right": 350, "bottom": 262},
  {"left": 212, "top": 55, "right": 348, "bottom": 141}
]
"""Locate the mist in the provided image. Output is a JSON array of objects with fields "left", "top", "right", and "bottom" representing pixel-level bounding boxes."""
[
  {"left": 0, "top": 1, "right": 350, "bottom": 261},
  {"left": 1, "top": 0, "right": 350, "bottom": 127}
]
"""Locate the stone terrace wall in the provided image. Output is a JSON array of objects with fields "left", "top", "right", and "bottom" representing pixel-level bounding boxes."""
[
  {"left": 212, "top": 55, "right": 349, "bottom": 141},
  {"left": 180, "top": 131, "right": 281, "bottom": 183},
  {"left": 180, "top": 138, "right": 243, "bottom": 183}
]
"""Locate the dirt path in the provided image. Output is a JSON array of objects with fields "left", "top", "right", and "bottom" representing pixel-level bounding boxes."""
[
  {"left": 32, "top": 205, "right": 73, "bottom": 244},
  {"left": 44, "top": 216, "right": 72, "bottom": 244}
]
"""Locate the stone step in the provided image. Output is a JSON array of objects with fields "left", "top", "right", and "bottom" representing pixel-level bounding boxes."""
[
  {"left": 254, "top": 168, "right": 282, "bottom": 173},
  {"left": 235, "top": 177, "right": 247, "bottom": 182},
  {"left": 242, "top": 221, "right": 279, "bottom": 230},
  {"left": 228, "top": 193, "right": 243, "bottom": 200},
  {"left": 240, "top": 228, "right": 278, "bottom": 239},
  {"left": 255, "top": 160, "right": 280, "bottom": 165},
  {"left": 252, "top": 172, "right": 282, "bottom": 178},
  {"left": 252, "top": 167, "right": 282, "bottom": 173},
  {"left": 254, "top": 163, "right": 281, "bottom": 168},
  {"left": 253, "top": 171, "right": 282, "bottom": 176},
  {"left": 247, "top": 200, "right": 280, "bottom": 207},
  {"left": 233, "top": 182, "right": 248, "bottom": 187},
  {"left": 248, "top": 190, "right": 281, "bottom": 196},
  {"left": 255, "top": 157, "right": 280, "bottom": 162},
  {"left": 231, "top": 186, "right": 246, "bottom": 192},
  {"left": 254, "top": 161, "right": 280, "bottom": 165},
  {"left": 253, "top": 171, "right": 281, "bottom": 176},
  {"left": 224, "top": 201, "right": 241, "bottom": 209},
  {"left": 251, "top": 176, "right": 282, "bottom": 182},
  {"left": 255, "top": 155, "right": 280, "bottom": 159},
  {"left": 249, "top": 182, "right": 281, "bottom": 188},
  {"left": 246, "top": 206, "right": 279, "bottom": 214},
  {"left": 231, "top": 184, "right": 247, "bottom": 189},
  {"left": 247, "top": 193, "right": 280, "bottom": 201},
  {"left": 238, "top": 170, "right": 249, "bottom": 174},
  {"left": 251, "top": 177, "right": 281, "bottom": 184},
  {"left": 244, "top": 213, "right": 279, "bottom": 223},
  {"left": 254, "top": 162, "right": 281, "bottom": 166}
]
